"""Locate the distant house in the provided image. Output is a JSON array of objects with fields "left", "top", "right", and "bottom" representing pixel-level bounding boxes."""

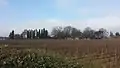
[
  {"left": 94, "top": 31, "right": 103, "bottom": 39},
  {"left": 14, "top": 34, "right": 21, "bottom": 39},
  {"left": 66, "top": 37, "right": 73, "bottom": 40},
  {"left": 0, "top": 37, "right": 8, "bottom": 40}
]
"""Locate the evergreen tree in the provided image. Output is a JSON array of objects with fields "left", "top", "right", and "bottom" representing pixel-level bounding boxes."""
[
  {"left": 43, "top": 28, "right": 46, "bottom": 38},
  {"left": 9, "top": 32, "right": 12, "bottom": 39},
  {"left": 9, "top": 30, "right": 14, "bottom": 39},
  {"left": 29, "top": 30, "right": 32, "bottom": 39},
  {"left": 33, "top": 30, "right": 35, "bottom": 39},
  {"left": 11, "top": 30, "right": 14, "bottom": 39},
  {"left": 45, "top": 30, "right": 48, "bottom": 38},
  {"left": 115, "top": 32, "right": 120, "bottom": 37},
  {"left": 27, "top": 31, "right": 30, "bottom": 39},
  {"left": 37, "top": 31, "right": 39, "bottom": 39},
  {"left": 38, "top": 29, "right": 41, "bottom": 39},
  {"left": 41, "top": 28, "right": 46, "bottom": 38}
]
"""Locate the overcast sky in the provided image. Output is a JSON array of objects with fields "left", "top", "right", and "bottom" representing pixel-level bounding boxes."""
[{"left": 0, "top": 0, "right": 120, "bottom": 36}]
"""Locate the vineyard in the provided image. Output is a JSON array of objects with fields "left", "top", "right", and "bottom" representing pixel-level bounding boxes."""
[{"left": 0, "top": 39, "right": 120, "bottom": 68}]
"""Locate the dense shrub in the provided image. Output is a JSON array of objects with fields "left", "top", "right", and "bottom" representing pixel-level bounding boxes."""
[{"left": 0, "top": 48, "right": 82, "bottom": 68}]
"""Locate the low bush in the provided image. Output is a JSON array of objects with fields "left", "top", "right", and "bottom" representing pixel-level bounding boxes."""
[{"left": 0, "top": 48, "right": 82, "bottom": 68}]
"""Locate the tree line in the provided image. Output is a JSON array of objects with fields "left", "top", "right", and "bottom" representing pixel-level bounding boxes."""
[
  {"left": 9, "top": 26, "right": 120, "bottom": 40},
  {"left": 51, "top": 26, "right": 108, "bottom": 39},
  {"left": 9, "top": 28, "right": 49, "bottom": 39},
  {"left": 26, "top": 28, "right": 48, "bottom": 39}
]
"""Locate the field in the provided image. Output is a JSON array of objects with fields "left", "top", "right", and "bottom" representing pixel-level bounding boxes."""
[{"left": 0, "top": 39, "right": 120, "bottom": 68}]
